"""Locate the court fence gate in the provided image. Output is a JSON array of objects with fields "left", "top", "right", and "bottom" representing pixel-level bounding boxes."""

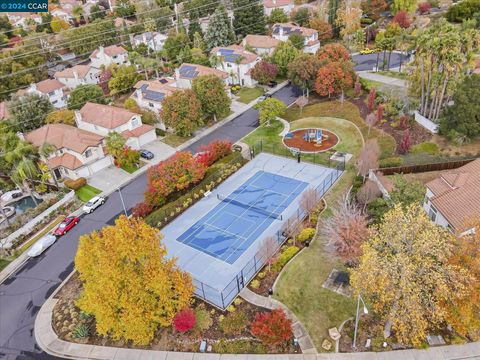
[{"left": 193, "top": 157, "right": 345, "bottom": 309}]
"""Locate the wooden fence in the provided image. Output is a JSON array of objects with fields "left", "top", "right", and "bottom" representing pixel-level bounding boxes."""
[{"left": 376, "top": 158, "right": 478, "bottom": 176}]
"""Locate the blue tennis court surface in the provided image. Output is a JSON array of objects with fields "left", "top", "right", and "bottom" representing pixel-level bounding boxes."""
[{"left": 177, "top": 171, "right": 308, "bottom": 264}]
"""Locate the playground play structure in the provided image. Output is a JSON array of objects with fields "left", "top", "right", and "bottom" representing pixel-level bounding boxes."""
[{"left": 283, "top": 128, "right": 339, "bottom": 154}]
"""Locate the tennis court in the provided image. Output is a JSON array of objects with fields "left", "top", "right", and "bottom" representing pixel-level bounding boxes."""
[
  {"left": 161, "top": 153, "right": 342, "bottom": 308},
  {"left": 177, "top": 171, "right": 308, "bottom": 264}
]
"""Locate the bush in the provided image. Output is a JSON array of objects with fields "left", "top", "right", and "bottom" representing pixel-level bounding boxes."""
[
  {"left": 124, "top": 98, "right": 139, "bottom": 111},
  {"left": 360, "top": 17, "right": 373, "bottom": 24},
  {"left": 132, "top": 202, "right": 153, "bottom": 218},
  {"left": 196, "top": 140, "right": 233, "bottom": 167},
  {"left": 251, "top": 309, "right": 293, "bottom": 346},
  {"left": 173, "top": 308, "right": 196, "bottom": 333},
  {"left": 220, "top": 311, "right": 248, "bottom": 335},
  {"left": 297, "top": 228, "right": 315, "bottom": 242},
  {"left": 272, "top": 246, "right": 299, "bottom": 272},
  {"left": 446, "top": 0, "right": 480, "bottom": 21},
  {"left": 250, "top": 279, "right": 260, "bottom": 289},
  {"left": 379, "top": 157, "right": 403, "bottom": 168},
  {"left": 411, "top": 142, "right": 439, "bottom": 155},
  {"left": 65, "top": 177, "right": 87, "bottom": 190},
  {"left": 213, "top": 339, "right": 267, "bottom": 354},
  {"left": 418, "top": 1, "right": 431, "bottom": 13},
  {"left": 226, "top": 304, "right": 236, "bottom": 312},
  {"left": 193, "top": 306, "right": 213, "bottom": 334},
  {"left": 72, "top": 324, "right": 90, "bottom": 339}
]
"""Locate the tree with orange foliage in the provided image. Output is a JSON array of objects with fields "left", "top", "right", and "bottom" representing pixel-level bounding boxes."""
[
  {"left": 314, "top": 61, "right": 354, "bottom": 100},
  {"left": 309, "top": 17, "right": 333, "bottom": 40},
  {"left": 316, "top": 43, "right": 351, "bottom": 63}
]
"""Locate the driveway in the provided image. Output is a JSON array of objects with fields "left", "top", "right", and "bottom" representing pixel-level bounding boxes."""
[{"left": 0, "top": 84, "right": 301, "bottom": 360}]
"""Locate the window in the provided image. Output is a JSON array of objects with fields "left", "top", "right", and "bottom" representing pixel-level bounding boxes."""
[
  {"left": 227, "top": 63, "right": 232, "bottom": 68},
  {"left": 132, "top": 118, "right": 139, "bottom": 126},
  {"left": 48, "top": 91, "right": 55, "bottom": 96},
  {"left": 447, "top": 224, "right": 454, "bottom": 233},
  {"left": 113, "top": 55, "right": 118, "bottom": 59},
  {"left": 149, "top": 102, "right": 154, "bottom": 108},
  {"left": 94, "top": 125, "right": 98, "bottom": 130},
  {"left": 423, "top": 195, "right": 429, "bottom": 204},
  {"left": 428, "top": 206, "right": 437, "bottom": 222},
  {"left": 85, "top": 149, "right": 92, "bottom": 158}
]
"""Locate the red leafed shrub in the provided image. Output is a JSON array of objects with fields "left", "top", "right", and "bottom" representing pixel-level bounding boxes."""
[
  {"left": 173, "top": 308, "right": 196, "bottom": 333},
  {"left": 132, "top": 202, "right": 153, "bottom": 218},
  {"left": 197, "top": 139, "right": 232, "bottom": 166},
  {"left": 399, "top": 129, "right": 411, "bottom": 154},
  {"left": 145, "top": 152, "right": 207, "bottom": 207},
  {"left": 392, "top": 11, "right": 411, "bottom": 28},
  {"left": 418, "top": 2, "right": 431, "bottom": 14},
  {"left": 250, "top": 309, "right": 293, "bottom": 346},
  {"left": 376, "top": 104, "right": 384, "bottom": 122},
  {"left": 367, "top": 88, "right": 376, "bottom": 112},
  {"left": 251, "top": 60, "right": 278, "bottom": 85}
]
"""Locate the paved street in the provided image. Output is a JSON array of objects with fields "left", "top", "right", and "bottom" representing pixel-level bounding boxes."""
[
  {"left": 352, "top": 52, "right": 409, "bottom": 71},
  {"left": 0, "top": 84, "right": 301, "bottom": 360}
]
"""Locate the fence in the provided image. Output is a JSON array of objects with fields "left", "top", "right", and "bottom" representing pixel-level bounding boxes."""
[
  {"left": 193, "top": 159, "right": 344, "bottom": 309},
  {"left": 376, "top": 158, "right": 477, "bottom": 176}
]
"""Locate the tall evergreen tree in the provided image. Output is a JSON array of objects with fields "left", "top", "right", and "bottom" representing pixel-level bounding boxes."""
[
  {"left": 328, "top": 0, "right": 340, "bottom": 37},
  {"left": 232, "top": 0, "right": 266, "bottom": 38},
  {"left": 188, "top": 10, "right": 203, "bottom": 40},
  {"left": 204, "top": 5, "right": 236, "bottom": 50}
]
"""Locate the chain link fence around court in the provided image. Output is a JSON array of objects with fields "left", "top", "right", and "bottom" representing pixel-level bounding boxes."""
[{"left": 193, "top": 155, "right": 345, "bottom": 309}]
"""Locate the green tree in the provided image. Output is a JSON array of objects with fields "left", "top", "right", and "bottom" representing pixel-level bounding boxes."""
[
  {"left": 51, "top": 16, "right": 70, "bottom": 33},
  {"left": 163, "top": 30, "right": 191, "bottom": 62},
  {"left": 204, "top": 5, "right": 235, "bottom": 50},
  {"left": 67, "top": 84, "right": 106, "bottom": 110},
  {"left": 233, "top": 0, "right": 266, "bottom": 38},
  {"left": 64, "top": 18, "right": 117, "bottom": 55},
  {"left": 0, "top": 15, "right": 13, "bottom": 37},
  {"left": 288, "top": 32, "right": 305, "bottom": 50},
  {"left": 108, "top": 65, "right": 139, "bottom": 95},
  {"left": 392, "top": 0, "right": 417, "bottom": 13},
  {"left": 439, "top": 74, "right": 480, "bottom": 139},
  {"left": 160, "top": 90, "right": 203, "bottom": 136},
  {"left": 288, "top": 54, "right": 321, "bottom": 97},
  {"left": 140, "top": 110, "right": 159, "bottom": 126},
  {"left": 8, "top": 93, "right": 53, "bottom": 132},
  {"left": 136, "top": 2, "right": 173, "bottom": 29},
  {"left": 45, "top": 109, "right": 76, "bottom": 125},
  {"left": 328, "top": 0, "right": 341, "bottom": 36},
  {"left": 272, "top": 40, "right": 300, "bottom": 76},
  {"left": 254, "top": 97, "right": 287, "bottom": 126},
  {"left": 192, "top": 74, "right": 231, "bottom": 121},
  {"left": 293, "top": 8, "right": 310, "bottom": 26},
  {"left": 268, "top": 9, "right": 288, "bottom": 24},
  {"left": 75, "top": 216, "right": 193, "bottom": 345},
  {"left": 105, "top": 131, "right": 126, "bottom": 159},
  {"left": 188, "top": 10, "right": 203, "bottom": 40},
  {"left": 72, "top": 5, "right": 85, "bottom": 23},
  {"left": 183, "top": 0, "right": 219, "bottom": 17},
  {"left": 351, "top": 204, "right": 471, "bottom": 346},
  {"left": 115, "top": 0, "right": 136, "bottom": 17},
  {"left": 89, "top": 4, "right": 106, "bottom": 21}
]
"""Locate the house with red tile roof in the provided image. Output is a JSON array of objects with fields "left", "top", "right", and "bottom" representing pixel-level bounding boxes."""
[
  {"left": 26, "top": 79, "right": 68, "bottom": 108},
  {"left": 90, "top": 45, "right": 130, "bottom": 69},
  {"left": 75, "top": 102, "right": 157, "bottom": 150},
  {"left": 211, "top": 45, "right": 261, "bottom": 87},
  {"left": 263, "top": 0, "right": 294, "bottom": 16},
  {"left": 175, "top": 63, "right": 229, "bottom": 90},
  {"left": 24, "top": 124, "right": 112, "bottom": 180},
  {"left": 54, "top": 64, "right": 101, "bottom": 90},
  {"left": 242, "top": 35, "right": 280, "bottom": 56},
  {"left": 272, "top": 23, "right": 321, "bottom": 53}
]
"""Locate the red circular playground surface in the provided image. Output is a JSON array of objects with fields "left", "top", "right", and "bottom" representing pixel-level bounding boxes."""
[{"left": 283, "top": 128, "right": 339, "bottom": 153}]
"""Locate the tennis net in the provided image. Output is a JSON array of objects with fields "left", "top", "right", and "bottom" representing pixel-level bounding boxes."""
[{"left": 217, "top": 194, "right": 283, "bottom": 220}]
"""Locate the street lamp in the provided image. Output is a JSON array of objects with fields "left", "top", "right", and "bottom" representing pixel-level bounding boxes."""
[
  {"left": 117, "top": 187, "right": 128, "bottom": 217},
  {"left": 353, "top": 294, "right": 368, "bottom": 348}
]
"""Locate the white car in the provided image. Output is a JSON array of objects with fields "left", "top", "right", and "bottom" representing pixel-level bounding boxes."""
[
  {"left": 82, "top": 196, "right": 106, "bottom": 214},
  {"left": 27, "top": 234, "right": 57, "bottom": 257}
]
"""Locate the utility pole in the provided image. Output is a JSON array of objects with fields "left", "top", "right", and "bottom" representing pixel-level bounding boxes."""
[{"left": 117, "top": 187, "right": 128, "bottom": 217}]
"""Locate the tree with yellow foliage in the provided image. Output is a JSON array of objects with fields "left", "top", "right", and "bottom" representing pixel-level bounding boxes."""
[
  {"left": 350, "top": 204, "right": 472, "bottom": 346},
  {"left": 440, "top": 224, "right": 480, "bottom": 340},
  {"left": 75, "top": 216, "right": 193, "bottom": 345}
]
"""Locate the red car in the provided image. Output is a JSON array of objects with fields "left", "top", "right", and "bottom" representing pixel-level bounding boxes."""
[{"left": 54, "top": 216, "right": 79, "bottom": 236}]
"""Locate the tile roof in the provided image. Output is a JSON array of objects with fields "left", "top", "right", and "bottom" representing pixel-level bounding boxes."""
[
  {"left": 79, "top": 102, "right": 137, "bottom": 129},
  {"left": 25, "top": 124, "right": 103, "bottom": 154},
  {"left": 211, "top": 45, "right": 259, "bottom": 64},
  {"left": 263, "top": 0, "right": 293, "bottom": 8},
  {"left": 47, "top": 153, "right": 84, "bottom": 170},
  {"left": 272, "top": 22, "right": 318, "bottom": 37},
  {"left": 54, "top": 64, "right": 95, "bottom": 79},
  {"left": 243, "top": 35, "right": 280, "bottom": 49},
  {"left": 177, "top": 63, "right": 228, "bottom": 80},
  {"left": 0, "top": 102, "right": 9, "bottom": 120},
  {"left": 426, "top": 159, "right": 480, "bottom": 231},
  {"left": 121, "top": 124, "right": 155, "bottom": 138},
  {"left": 90, "top": 45, "right": 127, "bottom": 58},
  {"left": 133, "top": 79, "right": 178, "bottom": 103},
  {"left": 35, "top": 79, "right": 65, "bottom": 94}
]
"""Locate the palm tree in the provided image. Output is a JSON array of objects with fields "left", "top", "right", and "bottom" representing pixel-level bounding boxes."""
[
  {"left": 72, "top": 5, "right": 85, "bottom": 24},
  {"left": 12, "top": 158, "right": 40, "bottom": 206},
  {"left": 105, "top": 131, "right": 126, "bottom": 162},
  {"left": 39, "top": 143, "right": 60, "bottom": 188}
]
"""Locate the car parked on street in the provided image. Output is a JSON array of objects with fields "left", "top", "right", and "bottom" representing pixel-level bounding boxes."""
[
  {"left": 27, "top": 234, "right": 57, "bottom": 257},
  {"left": 258, "top": 93, "right": 272, "bottom": 102},
  {"left": 360, "top": 48, "right": 379, "bottom": 55},
  {"left": 82, "top": 196, "right": 106, "bottom": 214},
  {"left": 140, "top": 150, "right": 154, "bottom": 160},
  {"left": 53, "top": 216, "right": 79, "bottom": 236}
]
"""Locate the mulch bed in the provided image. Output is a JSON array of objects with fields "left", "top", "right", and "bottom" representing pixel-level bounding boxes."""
[
  {"left": 52, "top": 273, "right": 297, "bottom": 354},
  {"left": 283, "top": 128, "right": 339, "bottom": 153}
]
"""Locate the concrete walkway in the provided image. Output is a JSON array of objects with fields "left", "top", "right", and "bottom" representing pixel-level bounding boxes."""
[
  {"left": 357, "top": 72, "right": 408, "bottom": 88},
  {"left": 240, "top": 287, "right": 317, "bottom": 354}
]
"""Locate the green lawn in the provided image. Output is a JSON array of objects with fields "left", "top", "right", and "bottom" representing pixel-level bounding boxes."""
[
  {"left": 0, "top": 258, "right": 11, "bottom": 272},
  {"left": 376, "top": 70, "right": 408, "bottom": 80},
  {"left": 162, "top": 133, "right": 192, "bottom": 148},
  {"left": 237, "top": 87, "right": 265, "bottom": 104},
  {"left": 75, "top": 184, "right": 101, "bottom": 202}
]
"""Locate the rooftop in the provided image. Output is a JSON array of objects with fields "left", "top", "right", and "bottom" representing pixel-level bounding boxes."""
[
  {"left": 133, "top": 79, "right": 178, "bottom": 103},
  {"left": 79, "top": 102, "right": 137, "bottom": 129},
  {"left": 272, "top": 22, "right": 318, "bottom": 37},
  {"left": 211, "top": 45, "right": 259, "bottom": 64},
  {"left": 54, "top": 64, "right": 96, "bottom": 79},
  {"left": 243, "top": 34, "right": 280, "bottom": 49},
  {"left": 263, "top": 0, "right": 293, "bottom": 8},
  {"left": 90, "top": 45, "right": 128, "bottom": 58},
  {"left": 177, "top": 63, "right": 228, "bottom": 80},
  {"left": 34, "top": 79, "right": 65, "bottom": 94}
]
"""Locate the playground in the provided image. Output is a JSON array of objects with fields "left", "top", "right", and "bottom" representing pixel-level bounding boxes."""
[{"left": 283, "top": 128, "right": 339, "bottom": 153}]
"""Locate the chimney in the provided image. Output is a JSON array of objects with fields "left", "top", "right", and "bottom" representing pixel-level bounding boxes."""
[
  {"left": 73, "top": 70, "right": 79, "bottom": 82},
  {"left": 99, "top": 46, "right": 105, "bottom": 58},
  {"left": 174, "top": 68, "right": 180, "bottom": 80},
  {"left": 74, "top": 110, "right": 82, "bottom": 127},
  {"left": 135, "top": 89, "right": 143, "bottom": 101}
]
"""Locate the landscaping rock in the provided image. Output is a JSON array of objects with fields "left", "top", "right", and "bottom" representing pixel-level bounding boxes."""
[
  {"left": 322, "top": 339, "right": 333, "bottom": 351},
  {"left": 329, "top": 327, "right": 341, "bottom": 341}
]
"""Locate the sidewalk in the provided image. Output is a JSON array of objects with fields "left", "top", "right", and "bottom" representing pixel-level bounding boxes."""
[{"left": 357, "top": 71, "right": 408, "bottom": 88}]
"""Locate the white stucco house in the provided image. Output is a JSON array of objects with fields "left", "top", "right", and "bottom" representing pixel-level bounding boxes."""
[
  {"left": 271, "top": 23, "right": 321, "bottom": 54},
  {"left": 89, "top": 45, "right": 130, "bottom": 69},
  {"left": 175, "top": 63, "right": 229, "bottom": 90},
  {"left": 26, "top": 79, "right": 68, "bottom": 109},
  {"left": 6, "top": 12, "right": 42, "bottom": 28},
  {"left": 423, "top": 159, "right": 480, "bottom": 236},
  {"left": 263, "top": 0, "right": 294, "bottom": 16},
  {"left": 54, "top": 65, "right": 101, "bottom": 90},
  {"left": 132, "top": 32, "right": 167, "bottom": 52},
  {"left": 24, "top": 124, "right": 112, "bottom": 180},
  {"left": 75, "top": 102, "right": 157, "bottom": 150},
  {"left": 211, "top": 45, "right": 261, "bottom": 87},
  {"left": 242, "top": 35, "right": 280, "bottom": 56}
]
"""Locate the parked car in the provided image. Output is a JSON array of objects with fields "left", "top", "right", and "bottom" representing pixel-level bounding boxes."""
[
  {"left": 140, "top": 150, "right": 154, "bottom": 160},
  {"left": 360, "top": 48, "right": 379, "bottom": 55},
  {"left": 27, "top": 234, "right": 57, "bottom": 257},
  {"left": 267, "top": 81, "right": 278, "bottom": 88},
  {"left": 82, "top": 196, "right": 106, "bottom": 214},
  {"left": 54, "top": 216, "right": 79, "bottom": 236},
  {"left": 0, "top": 189, "right": 22, "bottom": 202},
  {"left": 258, "top": 93, "right": 272, "bottom": 102}
]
